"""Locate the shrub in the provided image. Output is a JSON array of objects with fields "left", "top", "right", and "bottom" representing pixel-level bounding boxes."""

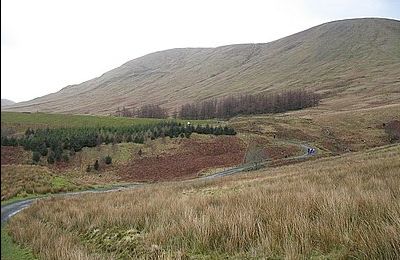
[
  {"left": 47, "top": 152, "right": 55, "bottom": 164},
  {"left": 126, "top": 135, "right": 133, "bottom": 142},
  {"left": 86, "top": 164, "right": 92, "bottom": 173},
  {"left": 105, "top": 155, "right": 112, "bottom": 165},
  {"left": 39, "top": 143, "right": 48, "bottom": 156},
  {"left": 32, "top": 152, "right": 41, "bottom": 164},
  {"left": 94, "top": 160, "right": 99, "bottom": 171},
  {"left": 385, "top": 120, "right": 400, "bottom": 143},
  {"left": 25, "top": 128, "right": 34, "bottom": 136},
  {"left": 62, "top": 154, "right": 70, "bottom": 162}
]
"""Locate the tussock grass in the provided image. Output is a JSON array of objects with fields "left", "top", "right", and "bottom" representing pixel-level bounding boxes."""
[
  {"left": 1, "top": 165, "right": 83, "bottom": 201},
  {"left": 231, "top": 103, "right": 400, "bottom": 154},
  {"left": 8, "top": 144, "right": 400, "bottom": 259}
]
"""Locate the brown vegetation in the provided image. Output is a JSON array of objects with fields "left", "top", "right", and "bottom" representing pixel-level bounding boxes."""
[
  {"left": 116, "top": 104, "right": 168, "bottom": 118},
  {"left": 1, "top": 146, "right": 31, "bottom": 165},
  {"left": 385, "top": 120, "right": 400, "bottom": 142},
  {"left": 230, "top": 103, "right": 400, "bottom": 155},
  {"left": 118, "top": 136, "right": 246, "bottom": 181},
  {"left": 4, "top": 18, "right": 399, "bottom": 115},
  {"left": 8, "top": 144, "right": 400, "bottom": 259},
  {"left": 1, "top": 165, "right": 83, "bottom": 200},
  {"left": 179, "top": 90, "right": 320, "bottom": 119}
]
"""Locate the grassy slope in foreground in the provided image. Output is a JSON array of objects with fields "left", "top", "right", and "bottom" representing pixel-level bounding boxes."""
[
  {"left": 8, "top": 144, "right": 400, "bottom": 259},
  {"left": 1, "top": 111, "right": 214, "bottom": 132}
]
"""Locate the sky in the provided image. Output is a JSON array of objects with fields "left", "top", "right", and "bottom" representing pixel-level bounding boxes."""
[{"left": 1, "top": 0, "right": 399, "bottom": 103}]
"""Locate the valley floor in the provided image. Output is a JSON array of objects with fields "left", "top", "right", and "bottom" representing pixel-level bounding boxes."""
[{"left": 1, "top": 103, "right": 400, "bottom": 259}]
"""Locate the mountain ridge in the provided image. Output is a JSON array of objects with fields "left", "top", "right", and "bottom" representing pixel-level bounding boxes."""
[
  {"left": 1, "top": 99, "right": 16, "bottom": 107},
  {"left": 4, "top": 17, "right": 400, "bottom": 115}
]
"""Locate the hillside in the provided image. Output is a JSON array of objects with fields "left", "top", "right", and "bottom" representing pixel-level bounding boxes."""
[
  {"left": 8, "top": 143, "right": 400, "bottom": 258},
  {"left": 1, "top": 99, "right": 16, "bottom": 107},
  {"left": 4, "top": 18, "right": 400, "bottom": 115}
]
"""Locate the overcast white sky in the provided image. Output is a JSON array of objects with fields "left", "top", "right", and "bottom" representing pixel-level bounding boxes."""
[{"left": 2, "top": 0, "right": 399, "bottom": 102}]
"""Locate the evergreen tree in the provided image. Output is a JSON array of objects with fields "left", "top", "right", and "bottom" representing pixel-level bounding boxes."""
[
  {"left": 38, "top": 143, "right": 48, "bottom": 156},
  {"left": 32, "top": 151, "right": 41, "bottom": 164},
  {"left": 126, "top": 135, "right": 133, "bottom": 142},
  {"left": 94, "top": 160, "right": 100, "bottom": 170},
  {"left": 47, "top": 151, "right": 55, "bottom": 164},
  {"left": 62, "top": 154, "right": 70, "bottom": 162},
  {"left": 105, "top": 155, "right": 112, "bottom": 164}
]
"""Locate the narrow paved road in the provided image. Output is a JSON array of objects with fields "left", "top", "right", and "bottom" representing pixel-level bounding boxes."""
[
  {"left": 1, "top": 184, "right": 143, "bottom": 224},
  {"left": 1, "top": 141, "right": 317, "bottom": 224},
  {"left": 203, "top": 141, "right": 316, "bottom": 179}
]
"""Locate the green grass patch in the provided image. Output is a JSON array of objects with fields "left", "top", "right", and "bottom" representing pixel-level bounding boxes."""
[
  {"left": 1, "top": 111, "right": 215, "bottom": 132},
  {"left": 79, "top": 143, "right": 137, "bottom": 165},
  {"left": 50, "top": 176, "right": 77, "bottom": 190},
  {"left": 1, "top": 225, "right": 36, "bottom": 260}
]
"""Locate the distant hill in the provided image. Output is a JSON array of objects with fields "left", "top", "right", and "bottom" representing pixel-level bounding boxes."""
[
  {"left": 4, "top": 18, "right": 400, "bottom": 115},
  {"left": 1, "top": 99, "right": 16, "bottom": 107}
]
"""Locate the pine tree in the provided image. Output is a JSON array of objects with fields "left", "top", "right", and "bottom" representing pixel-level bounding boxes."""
[
  {"left": 105, "top": 155, "right": 112, "bottom": 164},
  {"left": 32, "top": 151, "right": 41, "bottom": 164},
  {"left": 94, "top": 160, "right": 100, "bottom": 170},
  {"left": 47, "top": 151, "right": 55, "bottom": 164}
]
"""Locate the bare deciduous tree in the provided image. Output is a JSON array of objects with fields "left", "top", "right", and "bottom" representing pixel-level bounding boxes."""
[
  {"left": 243, "top": 142, "right": 267, "bottom": 167},
  {"left": 179, "top": 90, "right": 320, "bottom": 119}
]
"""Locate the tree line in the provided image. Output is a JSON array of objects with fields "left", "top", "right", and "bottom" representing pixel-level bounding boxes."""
[
  {"left": 115, "top": 90, "right": 320, "bottom": 120},
  {"left": 116, "top": 104, "right": 168, "bottom": 119},
  {"left": 1, "top": 122, "right": 236, "bottom": 164},
  {"left": 179, "top": 90, "right": 321, "bottom": 119}
]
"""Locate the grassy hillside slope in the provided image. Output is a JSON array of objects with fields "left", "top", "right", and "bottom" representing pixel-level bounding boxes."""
[
  {"left": 4, "top": 18, "right": 400, "bottom": 115},
  {"left": 8, "top": 144, "right": 400, "bottom": 259},
  {"left": 1, "top": 103, "right": 398, "bottom": 201},
  {"left": 0, "top": 111, "right": 213, "bottom": 134}
]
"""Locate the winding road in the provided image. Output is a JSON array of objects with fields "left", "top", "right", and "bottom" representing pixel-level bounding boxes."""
[{"left": 1, "top": 141, "right": 317, "bottom": 224}]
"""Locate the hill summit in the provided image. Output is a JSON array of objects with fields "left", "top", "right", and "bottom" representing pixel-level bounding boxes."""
[
  {"left": 1, "top": 99, "right": 16, "bottom": 107},
  {"left": 4, "top": 18, "right": 400, "bottom": 115}
]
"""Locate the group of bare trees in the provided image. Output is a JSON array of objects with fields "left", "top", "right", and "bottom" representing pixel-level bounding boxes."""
[
  {"left": 179, "top": 90, "right": 321, "bottom": 119},
  {"left": 115, "top": 90, "right": 320, "bottom": 120},
  {"left": 116, "top": 104, "right": 168, "bottom": 119}
]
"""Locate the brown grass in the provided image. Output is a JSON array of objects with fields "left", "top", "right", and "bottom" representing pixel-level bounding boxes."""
[
  {"left": 118, "top": 136, "right": 245, "bottom": 182},
  {"left": 230, "top": 103, "right": 400, "bottom": 154},
  {"left": 8, "top": 144, "right": 400, "bottom": 259},
  {"left": 1, "top": 165, "right": 84, "bottom": 201},
  {"left": 1, "top": 146, "right": 31, "bottom": 165}
]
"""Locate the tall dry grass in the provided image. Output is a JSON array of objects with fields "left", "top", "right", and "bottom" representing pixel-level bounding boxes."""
[
  {"left": 1, "top": 165, "right": 83, "bottom": 201},
  {"left": 8, "top": 144, "right": 400, "bottom": 259}
]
